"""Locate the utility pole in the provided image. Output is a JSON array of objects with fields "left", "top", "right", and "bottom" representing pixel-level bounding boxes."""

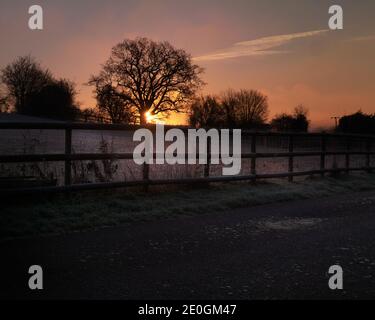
[{"left": 331, "top": 116, "right": 340, "bottom": 130}]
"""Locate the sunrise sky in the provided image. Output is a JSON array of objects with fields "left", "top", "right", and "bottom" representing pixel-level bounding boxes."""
[{"left": 1, "top": 0, "right": 375, "bottom": 129}]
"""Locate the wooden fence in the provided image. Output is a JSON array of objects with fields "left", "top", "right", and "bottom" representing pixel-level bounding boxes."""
[{"left": 0, "top": 122, "right": 374, "bottom": 194}]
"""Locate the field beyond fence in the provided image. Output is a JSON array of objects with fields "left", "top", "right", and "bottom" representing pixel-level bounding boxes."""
[{"left": 0, "top": 122, "right": 375, "bottom": 195}]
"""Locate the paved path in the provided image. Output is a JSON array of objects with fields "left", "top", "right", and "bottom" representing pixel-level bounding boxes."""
[{"left": 2, "top": 190, "right": 375, "bottom": 299}]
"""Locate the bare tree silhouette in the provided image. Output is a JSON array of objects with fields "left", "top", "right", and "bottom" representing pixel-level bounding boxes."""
[
  {"left": 228, "top": 89, "right": 269, "bottom": 128},
  {"left": 89, "top": 38, "right": 204, "bottom": 125},
  {"left": 221, "top": 89, "right": 238, "bottom": 128},
  {"left": 0, "top": 55, "right": 53, "bottom": 113},
  {"left": 188, "top": 95, "right": 224, "bottom": 128},
  {"left": 189, "top": 89, "right": 269, "bottom": 129},
  {"left": 0, "top": 87, "right": 9, "bottom": 113}
]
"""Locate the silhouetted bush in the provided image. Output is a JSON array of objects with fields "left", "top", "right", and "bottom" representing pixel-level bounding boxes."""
[
  {"left": 26, "top": 79, "right": 79, "bottom": 121},
  {"left": 338, "top": 111, "right": 375, "bottom": 135},
  {"left": 271, "top": 105, "right": 310, "bottom": 132}
]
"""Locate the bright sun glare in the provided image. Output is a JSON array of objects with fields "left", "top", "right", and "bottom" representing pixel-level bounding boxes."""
[
  {"left": 145, "top": 111, "right": 154, "bottom": 123},
  {"left": 145, "top": 111, "right": 164, "bottom": 124}
]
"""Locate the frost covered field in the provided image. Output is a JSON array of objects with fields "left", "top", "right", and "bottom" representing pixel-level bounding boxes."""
[{"left": 0, "top": 129, "right": 373, "bottom": 185}]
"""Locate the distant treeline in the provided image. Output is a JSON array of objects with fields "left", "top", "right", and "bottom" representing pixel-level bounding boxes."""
[
  {"left": 0, "top": 40, "right": 373, "bottom": 135},
  {"left": 188, "top": 91, "right": 310, "bottom": 132}
]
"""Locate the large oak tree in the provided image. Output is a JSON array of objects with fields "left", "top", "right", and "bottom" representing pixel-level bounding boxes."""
[{"left": 89, "top": 38, "right": 204, "bottom": 125}]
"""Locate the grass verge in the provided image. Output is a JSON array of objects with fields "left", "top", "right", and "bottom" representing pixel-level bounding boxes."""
[{"left": 1, "top": 173, "right": 375, "bottom": 241}]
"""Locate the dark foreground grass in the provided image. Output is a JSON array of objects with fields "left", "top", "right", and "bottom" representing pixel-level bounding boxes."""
[{"left": 1, "top": 173, "right": 375, "bottom": 241}]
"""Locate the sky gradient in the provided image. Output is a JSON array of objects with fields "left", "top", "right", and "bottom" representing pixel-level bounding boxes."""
[{"left": 1, "top": 0, "right": 375, "bottom": 128}]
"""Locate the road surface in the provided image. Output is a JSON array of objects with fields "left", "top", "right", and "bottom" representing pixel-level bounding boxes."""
[{"left": 2, "top": 190, "right": 375, "bottom": 299}]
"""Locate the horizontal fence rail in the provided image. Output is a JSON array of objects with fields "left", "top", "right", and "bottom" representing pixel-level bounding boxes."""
[
  {"left": 0, "top": 122, "right": 374, "bottom": 195},
  {"left": 1, "top": 151, "right": 374, "bottom": 163}
]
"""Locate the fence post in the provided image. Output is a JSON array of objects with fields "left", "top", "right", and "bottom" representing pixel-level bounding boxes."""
[
  {"left": 366, "top": 138, "right": 372, "bottom": 173},
  {"left": 64, "top": 128, "right": 72, "bottom": 186},
  {"left": 288, "top": 135, "right": 294, "bottom": 182},
  {"left": 204, "top": 137, "right": 211, "bottom": 178},
  {"left": 346, "top": 137, "right": 350, "bottom": 174},
  {"left": 251, "top": 133, "right": 257, "bottom": 182},
  {"left": 320, "top": 134, "right": 326, "bottom": 177}
]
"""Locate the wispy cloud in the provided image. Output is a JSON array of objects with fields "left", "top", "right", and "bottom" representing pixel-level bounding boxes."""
[{"left": 194, "top": 30, "right": 329, "bottom": 62}]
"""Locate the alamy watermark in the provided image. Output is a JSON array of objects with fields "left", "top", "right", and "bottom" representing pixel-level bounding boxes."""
[
  {"left": 328, "top": 5, "right": 344, "bottom": 30},
  {"left": 328, "top": 265, "right": 343, "bottom": 290},
  {"left": 28, "top": 265, "right": 43, "bottom": 290},
  {"left": 28, "top": 5, "right": 43, "bottom": 30},
  {"left": 133, "top": 125, "right": 242, "bottom": 176}
]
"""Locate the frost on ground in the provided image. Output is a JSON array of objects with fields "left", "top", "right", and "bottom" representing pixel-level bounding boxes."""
[
  {"left": 257, "top": 217, "right": 323, "bottom": 231},
  {"left": 1, "top": 174, "right": 375, "bottom": 241},
  {"left": 205, "top": 217, "right": 323, "bottom": 240}
]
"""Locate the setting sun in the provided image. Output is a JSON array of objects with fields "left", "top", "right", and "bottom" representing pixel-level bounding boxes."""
[
  {"left": 145, "top": 111, "right": 155, "bottom": 123},
  {"left": 145, "top": 111, "right": 165, "bottom": 124}
]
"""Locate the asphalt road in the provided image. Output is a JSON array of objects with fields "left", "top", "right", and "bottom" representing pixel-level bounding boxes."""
[{"left": 1, "top": 190, "right": 375, "bottom": 300}]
